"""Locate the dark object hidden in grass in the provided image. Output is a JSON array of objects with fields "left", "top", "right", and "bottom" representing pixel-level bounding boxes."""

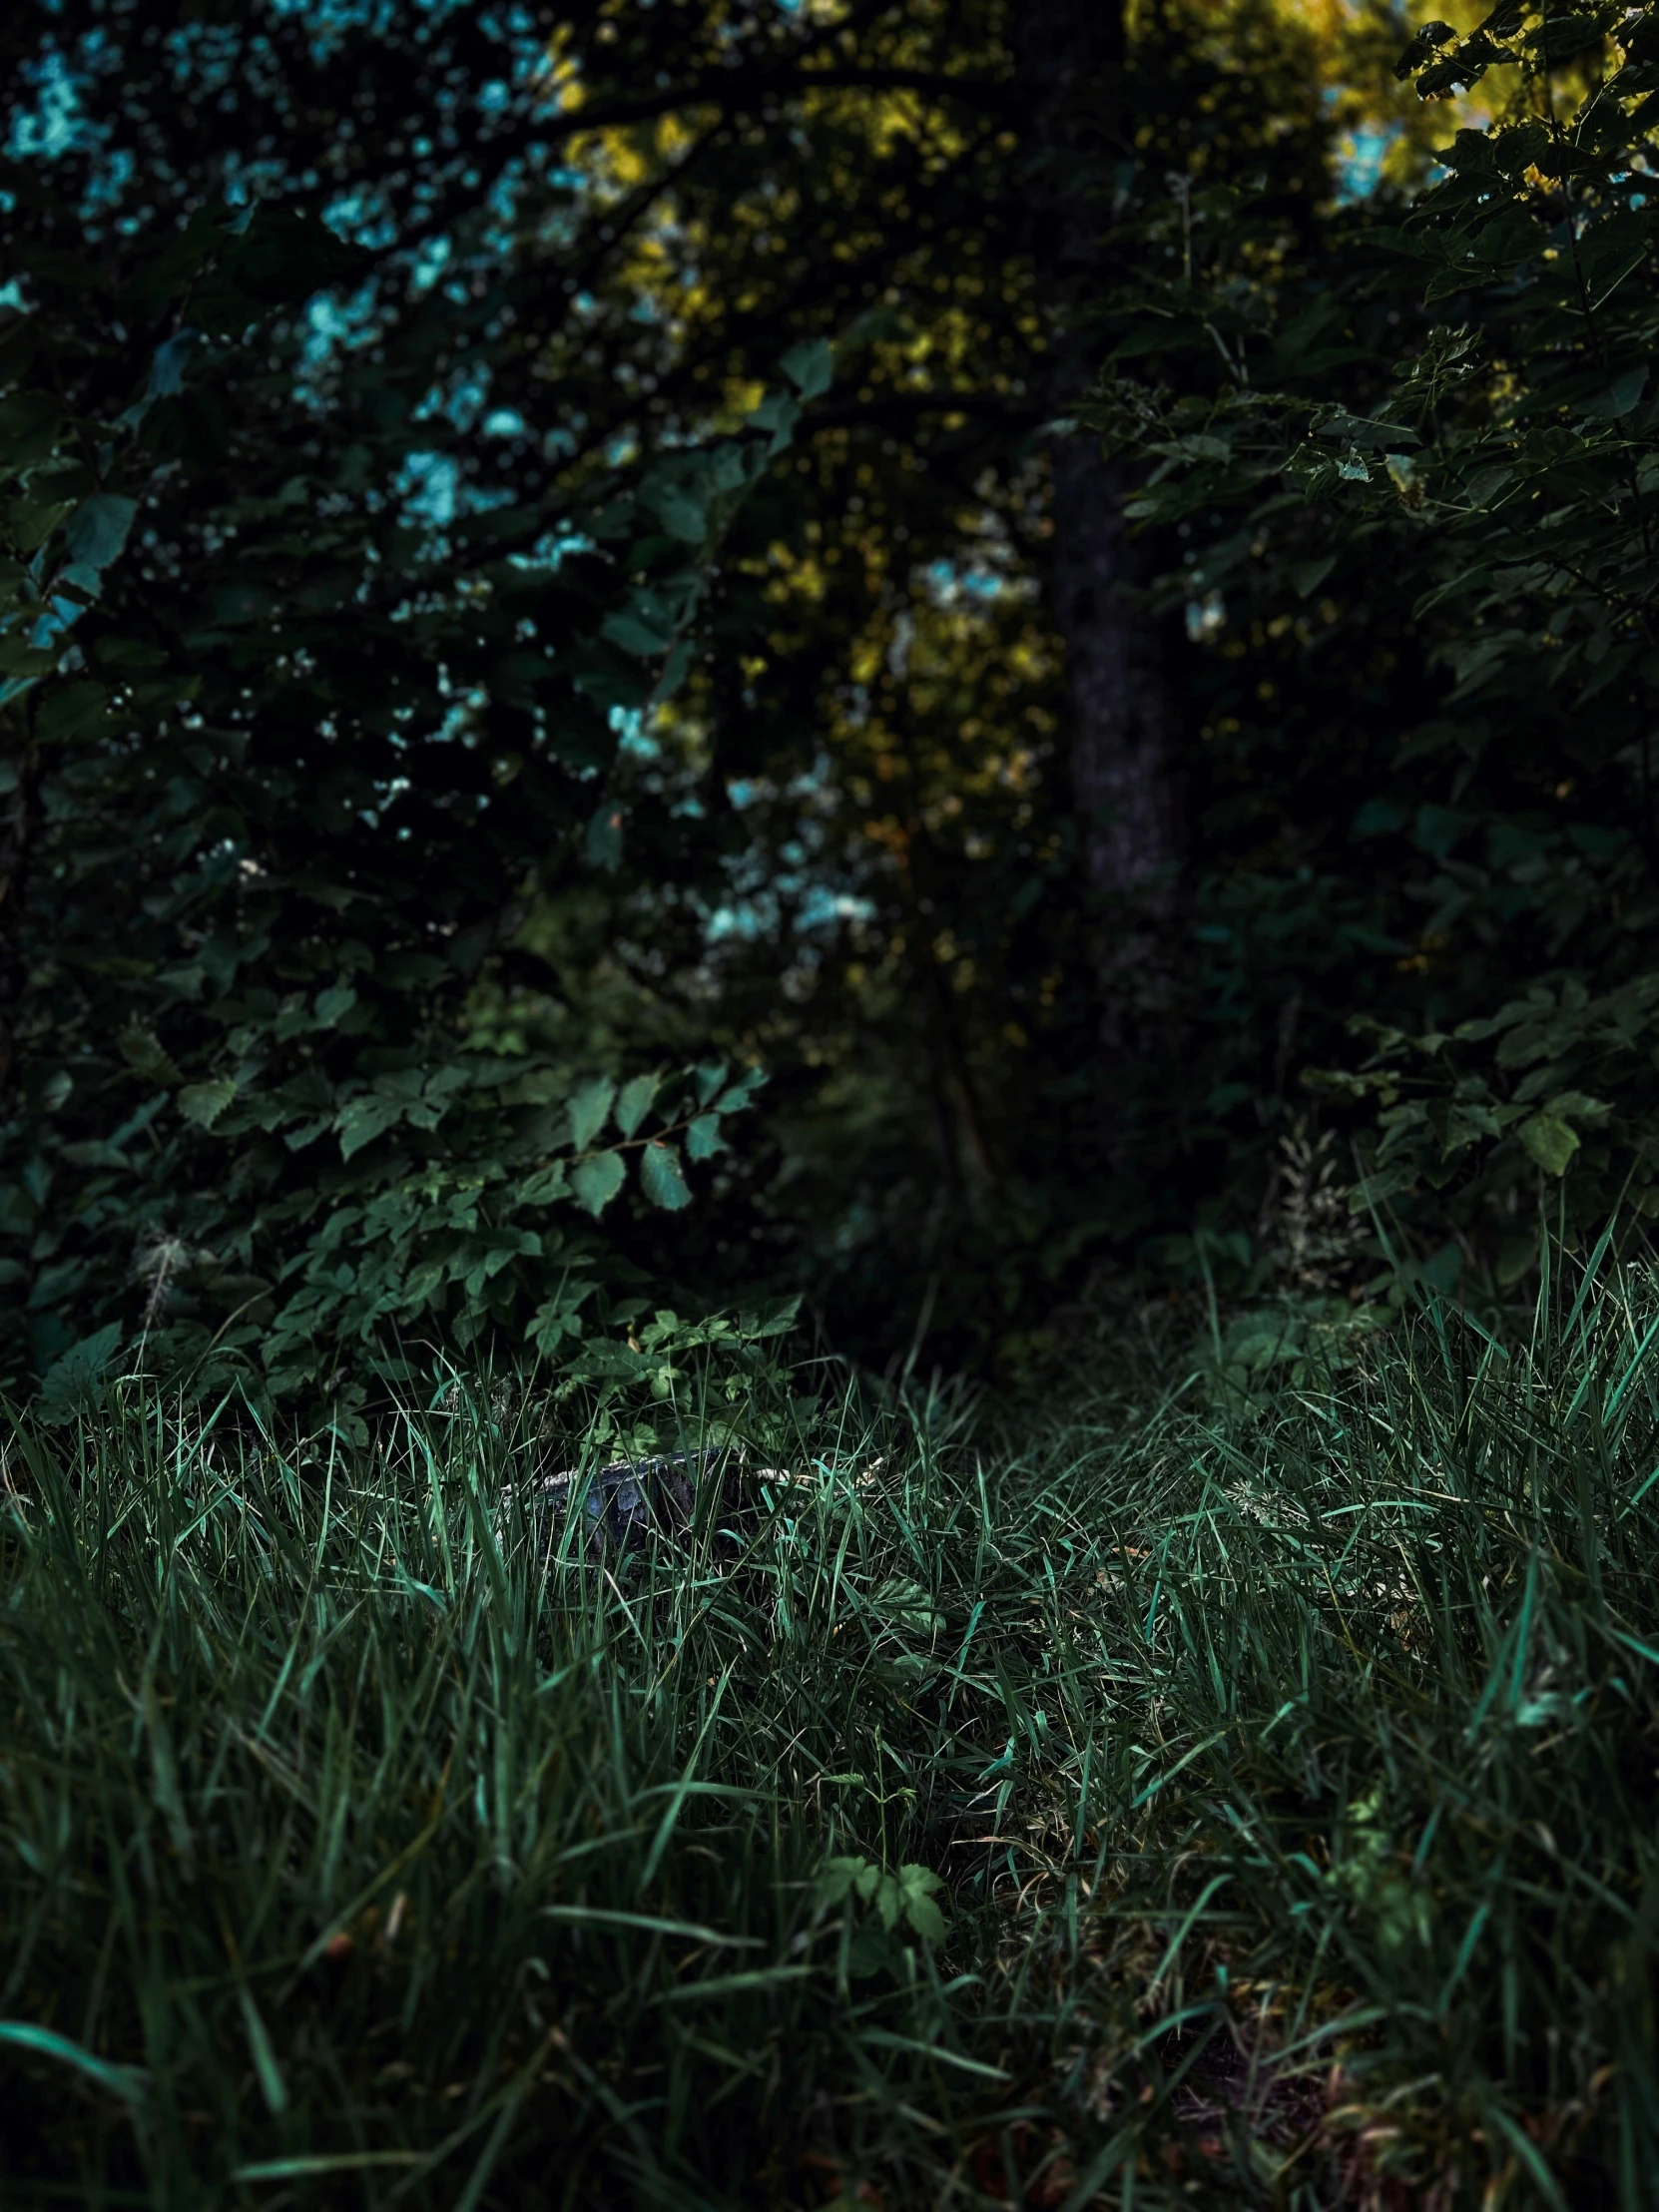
[{"left": 500, "top": 1448, "right": 732, "bottom": 1557}]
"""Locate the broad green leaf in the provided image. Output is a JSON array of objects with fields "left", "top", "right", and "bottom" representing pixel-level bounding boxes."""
[
  {"left": 686, "top": 1113, "right": 724, "bottom": 1161},
  {"left": 780, "top": 337, "right": 833, "bottom": 400},
  {"left": 334, "top": 1094, "right": 407, "bottom": 1159},
  {"left": 313, "top": 984, "right": 356, "bottom": 1026},
  {"left": 601, "top": 610, "right": 675, "bottom": 658},
  {"left": 8, "top": 499, "right": 76, "bottom": 557},
  {"left": 35, "top": 681, "right": 110, "bottom": 746},
  {"left": 638, "top": 472, "right": 707, "bottom": 542},
  {"left": 1518, "top": 1112, "right": 1579, "bottom": 1176},
  {"left": 64, "top": 494, "right": 138, "bottom": 577},
  {"left": 714, "top": 1067, "right": 767, "bottom": 1115},
  {"left": 572, "top": 1151, "right": 627, "bottom": 1217},
  {"left": 896, "top": 1865, "right": 948, "bottom": 1944},
  {"left": 517, "top": 1162, "right": 569, "bottom": 1206},
  {"left": 639, "top": 1139, "right": 692, "bottom": 1211},
  {"left": 613, "top": 1073, "right": 658, "bottom": 1138},
  {"left": 36, "top": 1324, "right": 124, "bottom": 1423},
  {"left": 568, "top": 1077, "right": 617, "bottom": 1151},
  {"left": 0, "top": 393, "right": 65, "bottom": 471},
  {"left": 868, "top": 1576, "right": 945, "bottom": 1638},
  {"left": 814, "top": 1857, "right": 868, "bottom": 1911},
  {"left": 178, "top": 1077, "right": 238, "bottom": 1129}
]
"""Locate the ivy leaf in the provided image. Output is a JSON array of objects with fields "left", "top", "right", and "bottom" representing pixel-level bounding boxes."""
[
  {"left": 178, "top": 1078, "right": 238, "bottom": 1129},
  {"left": 639, "top": 1139, "right": 692, "bottom": 1211},
  {"left": 613, "top": 1073, "right": 658, "bottom": 1138},
  {"left": 568, "top": 1076, "right": 617, "bottom": 1151},
  {"left": 572, "top": 1151, "right": 627, "bottom": 1217},
  {"left": 1518, "top": 1112, "right": 1580, "bottom": 1176}
]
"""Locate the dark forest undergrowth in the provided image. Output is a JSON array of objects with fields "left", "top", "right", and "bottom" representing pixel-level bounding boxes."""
[{"left": 4, "top": 1254, "right": 1659, "bottom": 2210}]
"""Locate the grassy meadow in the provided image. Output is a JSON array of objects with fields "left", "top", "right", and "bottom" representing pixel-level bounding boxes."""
[{"left": 3, "top": 1263, "right": 1659, "bottom": 2208}]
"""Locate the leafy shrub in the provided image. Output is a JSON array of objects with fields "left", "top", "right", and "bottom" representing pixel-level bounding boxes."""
[
  {"left": 0, "top": 191, "right": 824, "bottom": 1412},
  {"left": 1094, "top": 0, "right": 1659, "bottom": 1283}
]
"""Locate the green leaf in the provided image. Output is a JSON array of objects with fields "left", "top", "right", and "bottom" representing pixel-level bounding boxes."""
[
  {"left": 1394, "top": 19, "right": 1457, "bottom": 80},
  {"left": 34, "top": 680, "right": 110, "bottom": 745},
  {"left": 1531, "top": 13, "right": 1604, "bottom": 62},
  {"left": 64, "top": 494, "right": 137, "bottom": 578},
  {"left": 613, "top": 1073, "right": 658, "bottom": 1138},
  {"left": 313, "top": 984, "right": 356, "bottom": 1026},
  {"left": 568, "top": 1077, "right": 617, "bottom": 1151},
  {"left": 639, "top": 1139, "right": 692, "bottom": 1211},
  {"left": 895, "top": 1865, "right": 948, "bottom": 1944},
  {"left": 601, "top": 610, "right": 676, "bottom": 658},
  {"left": 585, "top": 802, "right": 624, "bottom": 871},
  {"left": 117, "top": 1022, "right": 180, "bottom": 1086},
  {"left": 1518, "top": 1112, "right": 1580, "bottom": 1176},
  {"left": 780, "top": 337, "right": 833, "bottom": 400},
  {"left": 714, "top": 1067, "right": 767, "bottom": 1116},
  {"left": 0, "top": 393, "right": 65, "bottom": 472},
  {"left": 237, "top": 1986, "right": 288, "bottom": 2117},
  {"left": 638, "top": 471, "right": 707, "bottom": 543},
  {"left": 223, "top": 207, "right": 368, "bottom": 307},
  {"left": 37, "top": 1325, "right": 124, "bottom": 1423},
  {"left": 517, "top": 1161, "right": 569, "bottom": 1206},
  {"left": 686, "top": 1113, "right": 724, "bottom": 1161},
  {"left": 572, "top": 1151, "right": 627, "bottom": 1217},
  {"left": 868, "top": 1576, "right": 945, "bottom": 1638},
  {"left": 0, "top": 2021, "right": 147, "bottom": 2110},
  {"left": 7, "top": 500, "right": 75, "bottom": 558},
  {"left": 814, "top": 1857, "right": 868, "bottom": 1911},
  {"left": 334, "top": 1094, "right": 408, "bottom": 1159},
  {"left": 178, "top": 1077, "right": 238, "bottom": 1129}
]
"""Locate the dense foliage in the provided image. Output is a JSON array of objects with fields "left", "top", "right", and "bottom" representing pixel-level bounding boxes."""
[
  {"left": 7, "top": 0, "right": 1659, "bottom": 1382},
  {"left": 1096, "top": 0, "right": 1659, "bottom": 1300},
  {"left": 10, "top": 7, "right": 1659, "bottom": 2204},
  {"left": 0, "top": 11, "right": 823, "bottom": 1416}
]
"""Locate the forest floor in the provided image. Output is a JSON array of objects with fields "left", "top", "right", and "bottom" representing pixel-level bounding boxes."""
[{"left": 2, "top": 1270, "right": 1656, "bottom": 2208}]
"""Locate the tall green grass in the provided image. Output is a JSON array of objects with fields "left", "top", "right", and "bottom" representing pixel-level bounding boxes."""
[{"left": 3, "top": 1263, "right": 1659, "bottom": 2207}]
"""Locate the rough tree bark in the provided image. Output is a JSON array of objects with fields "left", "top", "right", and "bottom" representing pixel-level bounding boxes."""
[{"left": 1014, "top": 0, "right": 1186, "bottom": 1076}]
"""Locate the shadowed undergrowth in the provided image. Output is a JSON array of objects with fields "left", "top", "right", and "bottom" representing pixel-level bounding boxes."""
[{"left": 4, "top": 1265, "right": 1659, "bottom": 2208}]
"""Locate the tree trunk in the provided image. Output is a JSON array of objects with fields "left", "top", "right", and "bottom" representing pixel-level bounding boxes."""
[{"left": 1014, "top": 0, "right": 1186, "bottom": 1076}]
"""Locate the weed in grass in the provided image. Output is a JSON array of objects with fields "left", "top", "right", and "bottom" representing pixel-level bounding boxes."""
[{"left": 3, "top": 1268, "right": 1659, "bottom": 2205}]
